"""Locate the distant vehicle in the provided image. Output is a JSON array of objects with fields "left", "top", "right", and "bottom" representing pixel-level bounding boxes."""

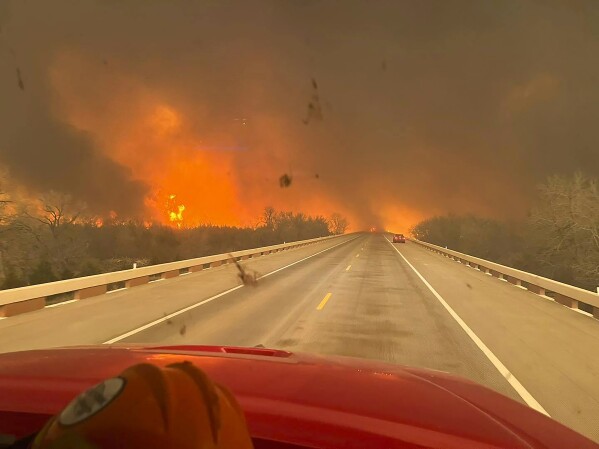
[
  {"left": 0, "top": 345, "right": 596, "bottom": 449},
  {"left": 393, "top": 233, "right": 406, "bottom": 243}
]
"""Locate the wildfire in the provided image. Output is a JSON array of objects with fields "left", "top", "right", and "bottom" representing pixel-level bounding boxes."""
[
  {"left": 47, "top": 56, "right": 366, "bottom": 228},
  {"left": 167, "top": 194, "right": 185, "bottom": 227}
]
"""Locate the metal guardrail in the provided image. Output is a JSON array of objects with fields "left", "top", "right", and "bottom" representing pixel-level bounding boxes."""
[
  {"left": 409, "top": 238, "right": 599, "bottom": 320},
  {"left": 0, "top": 234, "right": 344, "bottom": 317}
]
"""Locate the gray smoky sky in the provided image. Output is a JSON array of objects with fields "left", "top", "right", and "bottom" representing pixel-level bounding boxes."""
[{"left": 1, "top": 1, "right": 598, "bottom": 228}]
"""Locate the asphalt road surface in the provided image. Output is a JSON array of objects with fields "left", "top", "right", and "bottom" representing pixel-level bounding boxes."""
[{"left": 1, "top": 233, "right": 598, "bottom": 442}]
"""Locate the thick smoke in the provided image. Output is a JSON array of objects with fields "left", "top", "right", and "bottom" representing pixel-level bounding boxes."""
[
  {"left": 1, "top": 106, "right": 148, "bottom": 215},
  {"left": 1, "top": 1, "right": 598, "bottom": 228},
  {"left": 0, "top": 1, "right": 149, "bottom": 216}
]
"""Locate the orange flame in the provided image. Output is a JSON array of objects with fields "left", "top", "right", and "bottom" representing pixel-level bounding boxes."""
[
  {"left": 48, "top": 53, "right": 397, "bottom": 230},
  {"left": 169, "top": 205, "right": 185, "bottom": 226},
  {"left": 167, "top": 194, "right": 185, "bottom": 228}
]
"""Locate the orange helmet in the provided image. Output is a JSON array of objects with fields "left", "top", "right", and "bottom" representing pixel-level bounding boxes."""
[{"left": 31, "top": 362, "right": 254, "bottom": 449}]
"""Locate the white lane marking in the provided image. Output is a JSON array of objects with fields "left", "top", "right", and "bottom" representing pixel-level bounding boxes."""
[
  {"left": 574, "top": 308, "right": 593, "bottom": 318},
  {"left": 45, "top": 299, "right": 78, "bottom": 308},
  {"left": 385, "top": 237, "right": 549, "bottom": 416},
  {"left": 103, "top": 236, "right": 359, "bottom": 344}
]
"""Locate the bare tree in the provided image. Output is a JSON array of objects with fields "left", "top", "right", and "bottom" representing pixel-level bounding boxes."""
[
  {"left": 530, "top": 173, "right": 599, "bottom": 288},
  {"left": 0, "top": 172, "right": 24, "bottom": 281},
  {"left": 0, "top": 175, "right": 14, "bottom": 229},
  {"left": 328, "top": 213, "right": 349, "bottom": 235},
  {"left": 0, "top": 180, "right": 10, "bottom": 283},
  {"left": 29, "top": 191, "right": 86, "bottom": 237},
  {"left": 0, "top": 190, "right": 8, "bottom": 217},
  {"left": 261, "top": 206, "right": 276, "bottom": 230},
  {"left": 15, "top": 191, "right": 89, "bottom": 280}
]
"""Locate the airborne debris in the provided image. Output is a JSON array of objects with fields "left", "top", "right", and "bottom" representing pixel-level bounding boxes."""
[
  {"left": 179, "top": 325, "right": 187, "bottom": 336},
  {"left": 381, "top": 59, "right": 387, "bottom": 71},
  {"left": 466, "top": 283, "right": 472, "bottom": 289},
  {"left": 303, "top": 77, "right": 323, "bottom": 125},
  {"left": 279, "top": 173, "right": 292, "bottom": 188},
  {"left": 315, "top": 173, "right": 320, "bottom": 179},
  {"left": 16, "top": 68, "right": 24, "bottom": 91},
  {"left": 229, "top": 254, "right": 259, "bottom": 287}
]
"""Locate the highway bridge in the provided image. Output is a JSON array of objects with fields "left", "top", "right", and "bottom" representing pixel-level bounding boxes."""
[{"left": 1, "top": 233, "right": 598, "bottom": 442}]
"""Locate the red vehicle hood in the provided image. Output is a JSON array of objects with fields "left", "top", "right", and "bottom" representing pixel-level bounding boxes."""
[{"left": 0, "top": 345, "right": 595, "bottom": 449}]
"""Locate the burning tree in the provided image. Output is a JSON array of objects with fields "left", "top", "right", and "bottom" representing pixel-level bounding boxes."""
[{"left": 166, "top": 194, "right": 185, "bottom": 228}]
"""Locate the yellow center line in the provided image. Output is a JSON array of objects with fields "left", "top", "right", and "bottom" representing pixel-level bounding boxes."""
[
  {"left": 316, "top": 292, "right": 332, "bottom": 310},
  {"left": 345, "top": 264, "right": 352, "bottom": 271}
]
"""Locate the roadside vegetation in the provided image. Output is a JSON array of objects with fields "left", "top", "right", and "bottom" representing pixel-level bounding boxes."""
[
  {"left": 411, "top": 173, "right": 599, "bottom": 291},
  {"left": 0, "top": 188, "right": 347, "bottom": 289}
]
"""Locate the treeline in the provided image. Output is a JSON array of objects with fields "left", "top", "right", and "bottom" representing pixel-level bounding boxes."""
[
  {"left": 411, "top": 173, "right": 599, "bottom": 291},
  {"left": 0, "top": 191, "right": 348, "bottom": 289}
]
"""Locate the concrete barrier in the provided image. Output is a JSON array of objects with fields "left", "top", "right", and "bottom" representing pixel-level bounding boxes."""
[
  {"left": 125, "top": 276, "right": 149, "bottom": 288},
  {"left": 161, "top": 270, "right": 179, "bottom": 280},
  {"left": 0, "top": 234, "right": 345, "bottom": 317},
  {"left": 75, "top": 285, "right": 108, "bottom": 300},
  {"left": 409, "top": 238, "right": 599, "bottom": 320},
  {"left": 0, "top": 297, "right": 45, "bottom": 317}
]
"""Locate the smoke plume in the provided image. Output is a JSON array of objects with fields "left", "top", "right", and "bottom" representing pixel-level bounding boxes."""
[{"left": 1, "top": 1, "right": 598, "bottom": 229}]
